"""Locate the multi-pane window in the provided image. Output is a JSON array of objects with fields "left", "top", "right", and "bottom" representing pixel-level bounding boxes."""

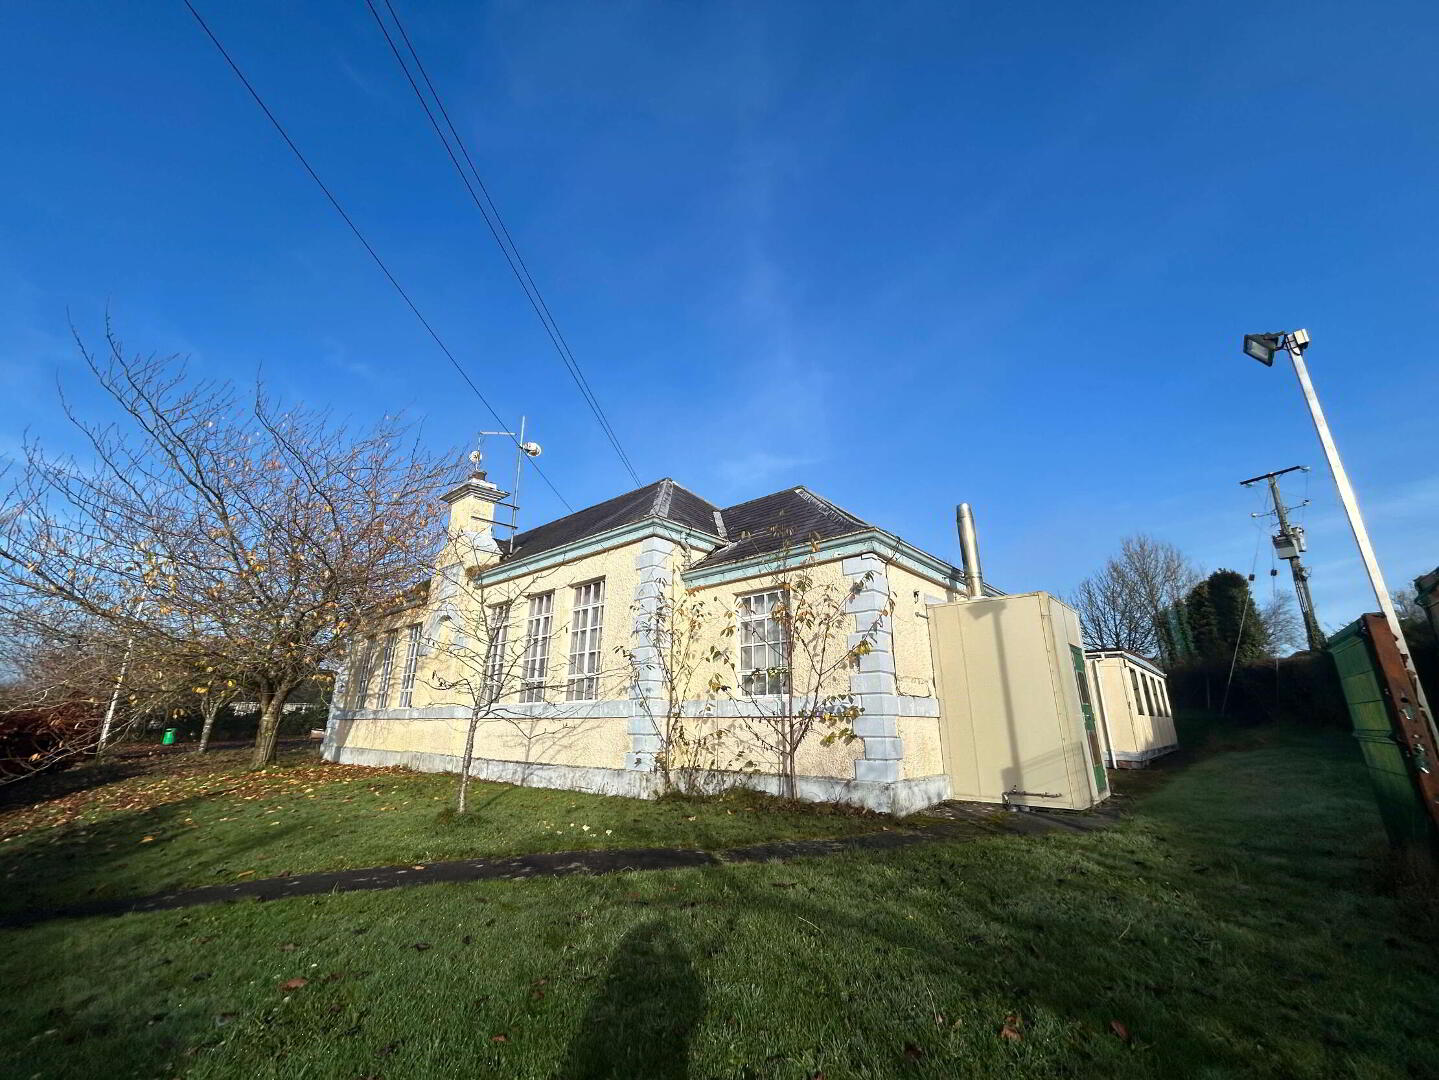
[
  {"left": 566, "top": 579, "right": 606, "bottom": 701},
  {"left": 351, "top": 637, "right": 378, "bottom": 709},
  {"left": 398, "top": 623, "right": 421, "bottom": 708},
  {"left": 377, "top": 628, "right": 399, "bottom": 709},
  {"left": 1130, "top": 668, "right": 1146, "bottom": 714},
  {"left": 485, "top": 604, "right": 510, "bottom": 692},
  {"left": 738, "top": 589, "right": 789, "bottom": 696},
  {"left": 1142, "top": 674, "right": 1157, "bottom": 717},
  {"left": 520, "top": 592, "right": 554, "bottom": 702}
]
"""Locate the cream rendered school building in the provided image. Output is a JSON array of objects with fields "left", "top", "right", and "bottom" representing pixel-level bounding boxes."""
[{"left": 324, "top": 474, "right": 998, "bottom": 815}]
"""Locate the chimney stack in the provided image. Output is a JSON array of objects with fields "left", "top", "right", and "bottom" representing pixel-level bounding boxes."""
[
  {"left": 442, "top": 471, "right": 508, "bottom": 563},
  {"left": 956, "top": 502, "right": 984, "bottom": 599}
]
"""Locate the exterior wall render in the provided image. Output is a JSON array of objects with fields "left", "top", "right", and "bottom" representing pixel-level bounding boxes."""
[
  {"left": 884, "top": 561, "right": 958, "bottom": 698},
  {"left": 326, "top": 522, "right": 956, "bottom": 812}
]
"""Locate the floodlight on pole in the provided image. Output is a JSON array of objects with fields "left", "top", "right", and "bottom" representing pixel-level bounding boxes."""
[
  {"left": 1243, "top": 332, "right": 1284, "bottom": 366},
  {"left": 1246, "top": 328, "right": 1435, "bottom": 744}
]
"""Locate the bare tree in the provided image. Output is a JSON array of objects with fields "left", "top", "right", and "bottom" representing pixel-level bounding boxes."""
[
  {"left": 620, "top": 538, "right": 886, "bottom": 801},
  {"left": 726, "top": 553, "right": 886, "bottom": 800},
  {"left": 618, "top": 546, "right": 733, "bottom": 795},
  {"left": 1072, "top": 534, "right": 1198, "bottom": 659},
  {"left": 1257, "top": 593, "right": 1304, "bottom": 657},
  {"left": 0, "top": 327, "right": 451, "bottom": 769},
  {"left": 364, "top": 517, "right": 620, "bottom": 815},
  {"left": 0, "top": 606, "right": 173, "bottom": 776},
  {"left": 419, "top": 561, "right": 581, "bottom": 814}
]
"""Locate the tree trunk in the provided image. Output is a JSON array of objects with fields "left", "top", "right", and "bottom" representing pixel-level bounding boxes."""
[
  {"left": 456, "top": 708, "right": 480, "bottom": 814},
  {"left": 249, "top": 685, "right": 293, "bottom": 770},
  {"left": 775, "top": 722, "right": 797, "bottom": 801},
  {"left": 198, "top": 698, "right": 222, "bottom": 754}
]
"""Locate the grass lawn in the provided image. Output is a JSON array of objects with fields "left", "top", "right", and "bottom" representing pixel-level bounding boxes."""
[
  {"left": 0, "top": 746, "right": 903, "bottom": 917},
  {"left": 2, "top": 720, "right": 1437, "bottom": 1078}
]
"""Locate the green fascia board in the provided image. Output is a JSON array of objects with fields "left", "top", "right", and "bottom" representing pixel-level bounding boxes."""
[
  {"left": 472, "top": 517, "right": 998, "bottom": 599},
  {"left": 679, "top": 527, "right": 1000, "bottom": 596},
  {"left": 474, "top": 517, "right": 722, "bottom": 587}
]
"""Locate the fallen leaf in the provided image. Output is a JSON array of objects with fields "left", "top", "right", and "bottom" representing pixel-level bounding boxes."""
[
  {"left": 410, "top": 943, "right": 432, "bottom": 952},
  {"left": 1000, "top": 1014, "right": 1023, "bottom": 1042},
  {"left": 490, "top": 1033, "right": 509, "bottom": 1044},
  {"left": 1110, "top": 1020, "right": 1131, "bottom": 1042},
  {"left": 280, "top": 942, "right": 300, "bottom": 952},
  {"left": 279, "top": 978, "right": 309, "bottom": 992},
  {"left": 902, "top": 1042, "right": 925, "bottom": 1062},
  {"left": 139, "top": 836, "right": 155, "bottom": 844}
]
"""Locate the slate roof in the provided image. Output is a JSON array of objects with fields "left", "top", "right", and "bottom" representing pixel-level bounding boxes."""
[
  {"left": 502, "top": 479, "right": 875, "bottom": 570},
  {"left": 690, "top": 487, "right": 871, "bottom": 569},
  {"left": 506, "top": 478, "right": 721, "bottom": 563}
]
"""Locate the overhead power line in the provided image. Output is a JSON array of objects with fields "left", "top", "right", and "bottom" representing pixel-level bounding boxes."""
[
  {"left": 364, "top": 0, "right": 642, "bottom": 488},
  {"left": 182, "top": 0, "right": 573, "bottom": 513}
]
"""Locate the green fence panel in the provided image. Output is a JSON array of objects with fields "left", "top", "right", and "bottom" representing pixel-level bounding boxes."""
[{"left": 1329, "top": 619, "right": 1433, "bottom": 851}]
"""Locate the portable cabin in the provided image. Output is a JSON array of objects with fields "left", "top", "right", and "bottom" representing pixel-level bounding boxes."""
[
  {"left": 1085, "top": 650, "right": 1176, "bottom": 768},
  {"left": 928, "top": 591, "right": 1110, "bottom": 810}
]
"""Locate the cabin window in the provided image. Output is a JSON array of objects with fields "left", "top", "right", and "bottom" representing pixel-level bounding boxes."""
[
  {"left": 738, "top": 589, "right": 789, "bottom": 696},
  {"left": 566, "top": 579, "right": 606, "bottom": 701},
  {"left": 1142, "top": 674, "right": 1157, "bottom": 717},
  {"left": 398, "top": 623, "right": 421, "bottom": 708},
  {"left": 520, "top": 592, "right": 555, "bottom": 702},
  {"left": 1130, "top": 668, "right": 1145, "bottom": 714}
]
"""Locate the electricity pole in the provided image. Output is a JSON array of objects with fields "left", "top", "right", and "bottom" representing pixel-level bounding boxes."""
[{"left": 1240, "top": 465, "right": 1325, "bottom": 652}]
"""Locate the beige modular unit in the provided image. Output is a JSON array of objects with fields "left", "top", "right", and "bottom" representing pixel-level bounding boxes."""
[
  {"left": 928, "top": 591, "right": 1110, "bottom": 811},
  {"left": 1086, "top": 650, "right": 1177, "bottom": 768}
]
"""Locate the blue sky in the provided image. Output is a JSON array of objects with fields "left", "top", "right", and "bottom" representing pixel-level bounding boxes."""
[{"left": 2, "top": 0, "right": 1436, "bottom": 633}]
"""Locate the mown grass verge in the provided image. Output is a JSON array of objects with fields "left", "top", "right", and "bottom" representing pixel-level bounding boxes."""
[
  {"left": 0, "top": 746, "right": 902, "bottom": 916},
  {"left": 2, "top": 719, "right": 1436, "bottom": 1078}
]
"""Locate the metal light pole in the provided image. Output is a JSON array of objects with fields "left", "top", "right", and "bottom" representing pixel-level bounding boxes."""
[{"left": 1246, "top": 329, "right": 1435, "bottom": 740}]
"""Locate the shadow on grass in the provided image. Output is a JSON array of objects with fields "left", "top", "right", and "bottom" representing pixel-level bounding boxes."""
[
  {"left": 605, "top": 733, "right": 1408, "bottom": 1076},
  {"left": 556, "top": 919, "right": 703, "bottom": 1080},
  {"left": 0, "top": 758, "right": 148, "bottom": 813},
  {"left": 0, "top": 793, "right": 306, "bottom": 919}
]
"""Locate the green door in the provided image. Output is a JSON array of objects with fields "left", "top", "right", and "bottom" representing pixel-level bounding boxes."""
[{"left": 1069, "top": 645, "right": 1108, "bottom": 795}]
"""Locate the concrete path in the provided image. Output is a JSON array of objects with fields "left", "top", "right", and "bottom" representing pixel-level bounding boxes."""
[{"left": 3, "top": 802, "right": 1122, "bottom": 928}]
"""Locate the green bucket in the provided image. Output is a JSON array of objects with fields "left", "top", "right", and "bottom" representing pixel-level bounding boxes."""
[{"left": 162, "top": 728, "right": 177, "bottom": 746}]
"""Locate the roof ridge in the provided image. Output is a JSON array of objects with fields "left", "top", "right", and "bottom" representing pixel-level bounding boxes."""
[
  {"left": 790, "top": 486, "right": 871, "bottom": 528},
  {"left": 653, "top": 478, "right": 675, "bottom": 519}
]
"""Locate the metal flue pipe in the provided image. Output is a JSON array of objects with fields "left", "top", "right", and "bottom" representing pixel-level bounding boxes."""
[{"left": 956, "top": 503, "right": 984, "bottom": 599}]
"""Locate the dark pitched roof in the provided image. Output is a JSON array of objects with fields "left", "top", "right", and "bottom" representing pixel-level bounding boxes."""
[
  {"left": 505, "top": 478, "right": 720, "bottom": 563},
  {"left": 501, "top": 480, "right": 878, "bottom": 572},
  {"left": 692, "top": 487, "right": 871, "bottom": 569}
]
